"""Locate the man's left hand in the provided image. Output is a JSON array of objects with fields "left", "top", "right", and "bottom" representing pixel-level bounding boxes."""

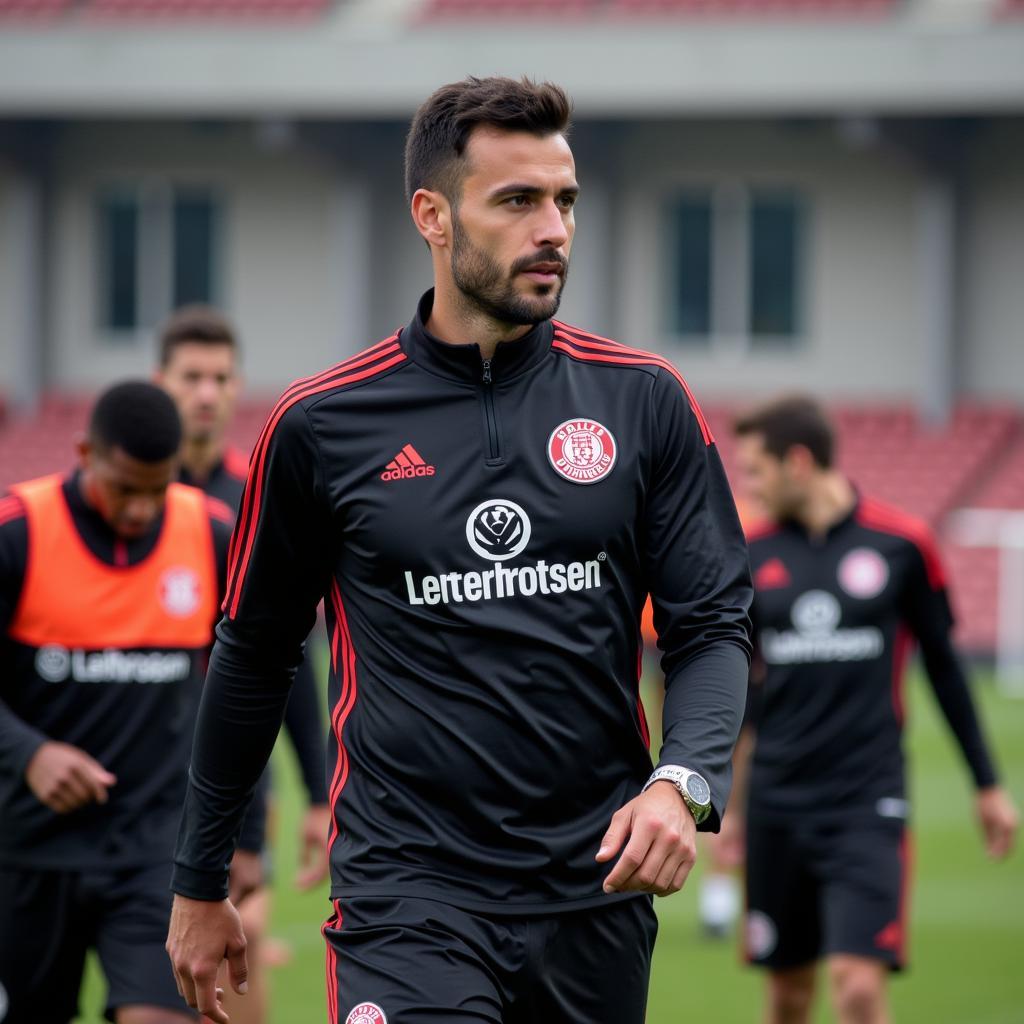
[
  {"left": 228, "top": 848, "right": 265, "bottom": 906},
  {"left": 976, "top": 785, "right": 1019, "bottom": 859},
  {"left": 596, "top": 780, "right": 698, "bottom": 897},
  {"left": 295, "top": 803, "right": 332, "bottom": 890}
]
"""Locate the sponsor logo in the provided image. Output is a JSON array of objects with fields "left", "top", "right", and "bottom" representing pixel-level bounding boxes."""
[
  {"left": 345, "top": 1004, "right": 387, "bottom": 1024},
  {"left": 404, "top": 498, "right": 605, "bottom": 607},
  {"left": 465, "top": 499, "right": 531, "bottom": 562},
  {"left": 876, "top": 797, "right": 909, "bottom": 820},
  {"left": 547, "top": 418, "right": 617, "bottom": 485},
  {"left": 33, "top": 645, "right": 191, "bottom": 685},
  {"left": 754, "top": 557, "right": 791, "bottom": 591},
  {"left": 761, "top": 589, "right": 884, "bottom": 664},
  {"left": 745, "top": 911, "right": 778, "bottom": 960},
  {"left": 160, "top": 567, "right": 202, "bottom": 618},
  {"left": 380, "top": 443, "right": 436, "bottom": 482},
  {"left": 838, "top": 547, "right": 890, "bottom": 600}
]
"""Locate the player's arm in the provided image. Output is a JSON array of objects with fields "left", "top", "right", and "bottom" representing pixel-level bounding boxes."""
[
  {"left": 599, "top": 369, "right": 753, "bottom": 897},
  {"left": 168, "top": 401, "right": 333, "bottom": 1022},
  {"left": 206, "top": 504, "right": 269, "bottom": 905},
  {"left": 902, "top": 534, "right": 1018, "bottom": 859},
  {"left": 0, "top": 500, "right": 117, "bottom": 812}
]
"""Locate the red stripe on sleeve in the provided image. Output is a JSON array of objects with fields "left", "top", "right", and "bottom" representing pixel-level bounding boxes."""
[
  {"left": 226, "top": 335, "right": 401, "bottom": 581},
  {"left": 552, "top": 329, "right": 714, "bottom": 445},
  {"left": 225, "top": 339, "right": 404, "bottom": 619},
  {"left": 856, "top": 498, "right": 947, "bottom": 591}
]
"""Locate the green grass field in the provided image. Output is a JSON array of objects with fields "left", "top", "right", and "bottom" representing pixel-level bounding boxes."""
[{"left": 76, "top": 669, "right": 1024, "bottom": 1023}]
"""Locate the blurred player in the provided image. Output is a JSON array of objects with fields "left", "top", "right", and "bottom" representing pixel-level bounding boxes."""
[
  {"left": 155, "top": 306, "right": 331, "bottom": 1024},
  {"left": 167, "top": 76, "right": 753, "bottom": 1024},
  {"left": 0, "top": 382, "right": 233, "bottom": 1024},
  {"left": 729, "top": 394, "right": 1019, "bottom": 1024}
]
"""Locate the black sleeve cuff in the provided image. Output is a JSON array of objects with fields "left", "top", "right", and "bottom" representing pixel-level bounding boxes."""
[{"left": 170, "top": 863, "right": 230, "bottom": 902}]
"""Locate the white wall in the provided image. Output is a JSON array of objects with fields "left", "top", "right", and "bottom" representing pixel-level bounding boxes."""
[
  {"left": 612, "top": 120, "right": 926, "bottom": 402},
  {"left": 47, "top": 122, "right": 343, "bottom": 394},
  {"left": 0, "top": 162, "right": 18, "bottom": 400},
  {"left": 962, "top": 121, "right": 1024, "bottom": 402}
]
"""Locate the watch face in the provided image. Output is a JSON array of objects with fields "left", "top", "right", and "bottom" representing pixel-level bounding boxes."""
[{"left": 686, "top": 774, "right": 711, "bottom": 805}]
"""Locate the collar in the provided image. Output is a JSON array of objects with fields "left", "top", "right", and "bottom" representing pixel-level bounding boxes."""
[
  {"left": 780, "top": 489, "right": 861, "bottom": 544},
  {"left": 399, "top": 289, "right": 553, "bottom": 385}
]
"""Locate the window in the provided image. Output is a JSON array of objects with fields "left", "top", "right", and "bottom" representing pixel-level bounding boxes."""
[
  {"left": 98, "top": 184, "right": 221, "bottom": 335},
  {"left": 664, "top": 184, "right": 805, "bottom": 346},
  {"left": 667, "top": 193, "right": 712, "bottom": 338}
]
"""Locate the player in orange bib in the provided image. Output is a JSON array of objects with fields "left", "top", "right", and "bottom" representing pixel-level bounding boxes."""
[{"left": 0, "top": 381, "right": 233, "bottom": 1024}]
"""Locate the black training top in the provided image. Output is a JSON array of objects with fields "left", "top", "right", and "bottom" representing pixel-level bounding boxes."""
[
  {"left": 172, "top": 291, "right": 753, "bottom": 911},
  {"left": 746, "top": 494, "right": 998, "bottom": 823},
  {"left": 181, "top": 449, "right": 327, "bottom": 806},
  {"left": 0, "top": 472, "right": 232, "bottom": 868}
]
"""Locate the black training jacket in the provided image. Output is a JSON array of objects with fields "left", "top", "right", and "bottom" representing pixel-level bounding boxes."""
[
  {"left": 746, "top": 495, "right": 998, "bottom": 824},
  {"left": 172, "top": 290, "right": 753, "bottom": 912}
]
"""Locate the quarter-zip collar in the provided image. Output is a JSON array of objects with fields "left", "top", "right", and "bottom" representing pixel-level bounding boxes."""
[{"left": 401, "top": 289, "right": 553, "bottom": 385}]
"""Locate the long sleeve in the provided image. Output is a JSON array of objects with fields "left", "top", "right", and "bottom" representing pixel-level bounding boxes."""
[
  {"left": 172, "top": 401, "right": 334, "bottom": 900},
  {"left": 901, "top": 538, "right": 998, "bottom": 790},
  {"left": 0, "top": 505, "right": 47, "bottom": 780},
  {"left": 643, "top": 369, "right": 754, "bottom": 830}
]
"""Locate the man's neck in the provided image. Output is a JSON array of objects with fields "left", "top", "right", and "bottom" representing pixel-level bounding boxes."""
[
  {"left": 180, "top": 438, "right": 224, "bottom": 484},
  {"left": 426, "top": 283, "right": 532, "bottom": 362},
  {"left": 795, "top": 472, "right": 857, "bottom": 539}
]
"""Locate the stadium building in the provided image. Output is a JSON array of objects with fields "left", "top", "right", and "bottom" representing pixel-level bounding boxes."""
[{"left": 1, "top": 0, "right": 1023, "bottom": 658}]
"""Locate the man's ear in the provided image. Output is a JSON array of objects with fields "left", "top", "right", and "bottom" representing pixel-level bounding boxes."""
[{"left": 411, "top": 188, "right": 451, "bottom": 249}]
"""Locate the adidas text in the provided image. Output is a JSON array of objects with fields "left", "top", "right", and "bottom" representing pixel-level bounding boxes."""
[{"left": 381, "top": 465, "right": 436, "bottom": 481}]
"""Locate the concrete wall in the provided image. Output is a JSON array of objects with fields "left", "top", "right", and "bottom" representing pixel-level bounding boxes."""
[
  {"left": 45, "top": 121, "right": 344, "bottom": 394},
  {"left": 961, "top": 120, "right": 1024, "bottom": 402},
  {"left": 611, "top": 120, "right": 927, "bottom": 401}
]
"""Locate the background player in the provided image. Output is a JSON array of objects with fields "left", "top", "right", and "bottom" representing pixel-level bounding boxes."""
[
  {"left": 166, "top": 76, "right": 753, "bottom": 1024},
  {"left": 729, "top": 394, "right": 1019, "bottom": 1024},
  {"left": 155, "top": 306, "right": 331, "bottom": 1024},
  {"left": 0, "top": 382, "right": 233, "bottom": 1024}
]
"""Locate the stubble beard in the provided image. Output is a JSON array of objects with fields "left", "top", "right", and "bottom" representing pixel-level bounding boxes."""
[{"left": 450, "top": 214, "right": 568, "bottom": 328}]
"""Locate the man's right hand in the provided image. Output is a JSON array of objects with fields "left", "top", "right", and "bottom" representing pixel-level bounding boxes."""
[
  {"left": 24, "top": 740, "right": 117, "bottom": 813},
  {"left": 166, "top": 894, "right": 248, "bottom": 1024}
]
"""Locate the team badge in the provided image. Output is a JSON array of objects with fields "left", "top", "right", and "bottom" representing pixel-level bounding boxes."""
[
  {"left": 160, "top": 567, "right": 202, "bottom": 618},
  {"left": 745, "top": 910, "right": 778, "bottom": 960},
  {"left": 345, "top": 1003, "right": 387, "bottom": 1024},
  {"left": 547, "top": 418, "right": 617, "bottom": 485},
  {"left": 838, "top": 548, "right": 889, "bottom": 599}
]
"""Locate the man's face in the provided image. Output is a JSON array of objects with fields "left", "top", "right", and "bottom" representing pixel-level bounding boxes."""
[
  {"left": 448, "top": 127, "right": 578, "bottom": 326},
  {"left": 156, "top": 343, "right": 239, "bottom": 445},
  {"left": 79, "top": 443, "right": 179, "bottom": 539},
  {"left": 734, "top": 433, "right": 807, "bottom": 521}
]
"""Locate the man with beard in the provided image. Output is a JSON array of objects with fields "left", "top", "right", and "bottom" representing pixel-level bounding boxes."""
[
  {"left": 155, "top": 306, "right": 330, "bottom": 1024},
  {"left": 166, "top": 76, "right": 753, "bottom": 1024}
]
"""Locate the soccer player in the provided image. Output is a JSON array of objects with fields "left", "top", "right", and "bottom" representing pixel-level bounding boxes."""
[
  {"left": 0, "top": 382, "right": 233, "bottom": 1024},
  {"left": 167, "top": 76, "right": 754, "bottom": 1024},
  {"left": 729, "top": 395, "right": 1019, "bottom": 1024},
  {"left": 155, "top": 305, "right": 331, "bottom": 1024}
]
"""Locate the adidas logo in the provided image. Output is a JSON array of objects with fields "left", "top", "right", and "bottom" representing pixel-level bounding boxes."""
[{"left": 380, "top": 443, "right": 436, "bottom": 482}]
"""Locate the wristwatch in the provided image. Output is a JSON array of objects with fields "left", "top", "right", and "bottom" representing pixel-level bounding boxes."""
[{"left": 642, "top": 764, "right": 712, "bottom": 825}]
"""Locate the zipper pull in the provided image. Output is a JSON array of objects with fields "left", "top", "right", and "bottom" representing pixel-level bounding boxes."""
[{"left": 482, "top": 359, "right": 493, "bottom": 385}]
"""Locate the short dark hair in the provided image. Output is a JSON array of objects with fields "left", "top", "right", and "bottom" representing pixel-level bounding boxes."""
[
  {"left": 733, "top": 394, "right": 835, "bottom": 469},
  {"left": 89, "top": 381, "right": 183, "bottom": 462},
  {"left": 159, "top": 304, "right": 238, "bottom": 368},
  {"left": 404, "top": 76, "right": 572, "bottom": 205}
]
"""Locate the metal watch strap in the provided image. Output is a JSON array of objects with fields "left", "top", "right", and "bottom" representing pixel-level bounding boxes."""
[{"left": 642, "top": 764, "right": 712, "bottom": 825}]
